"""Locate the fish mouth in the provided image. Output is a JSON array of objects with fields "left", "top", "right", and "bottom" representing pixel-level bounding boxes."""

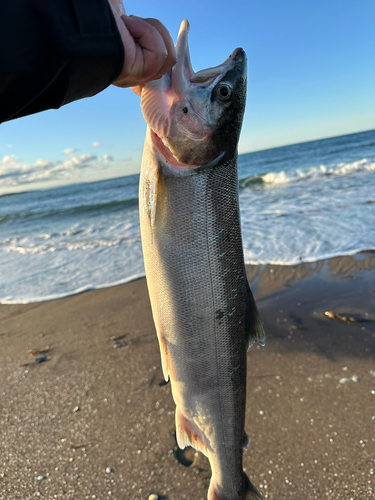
[
  {"left": 150, "top": 130, "right": 196, "bottom": 168},
  {"left": 171, "top": 19, "right": 194, "bottom": 99}
]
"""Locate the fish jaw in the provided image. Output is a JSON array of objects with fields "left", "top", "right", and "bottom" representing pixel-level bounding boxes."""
[{"left": 140, "top": 20, "right": 247, "bottom": 167}]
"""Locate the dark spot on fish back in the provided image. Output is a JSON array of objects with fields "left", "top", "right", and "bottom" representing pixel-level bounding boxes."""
[
  {"left": 216, "top": 309, "right": 225, "bottom": 321},
  {"left": 182, "top": 106, "right": 188, "bottom": 114}
]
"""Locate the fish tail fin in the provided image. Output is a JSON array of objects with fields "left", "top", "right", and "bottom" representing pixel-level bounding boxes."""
[
  {"left": 208, "top": 473, "right": 265, "bottom": 500},
  {"left": 241, "top": 472, "right": 265, "bottom": 499}
]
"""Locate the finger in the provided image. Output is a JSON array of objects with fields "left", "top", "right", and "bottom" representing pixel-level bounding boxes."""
[
  {"left": 116, "top": 0, "right": 127, "bottom": 16},
  {"left": 121, "top": 16, "right": 168, "bottom": 82},
  {"left": 108, "top": 0, "right": 127, "bottom": 16},
  {"left": 130, "top": 85, "right": 143, "bottom": 96},
  {"left": 129, "top": 16, "right": 176, "bottom": 79}
]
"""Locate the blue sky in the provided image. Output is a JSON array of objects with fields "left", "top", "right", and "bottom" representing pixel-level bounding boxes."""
[{"left": 1, "top": 0, "right": 374, "bottom": 194}]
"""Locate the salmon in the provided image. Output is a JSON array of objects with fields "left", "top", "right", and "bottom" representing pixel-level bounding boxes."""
[{"left": 139, "top": 20, "right": 265, "bottom": 500}]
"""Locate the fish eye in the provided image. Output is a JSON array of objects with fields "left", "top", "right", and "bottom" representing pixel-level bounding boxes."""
[{"left": 216, "top": 84, "right": 232, "bottom": 101}]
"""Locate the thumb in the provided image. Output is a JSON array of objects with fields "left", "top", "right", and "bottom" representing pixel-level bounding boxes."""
[{"left": 107, "top": 0, "right": 127, "bottom": 16}]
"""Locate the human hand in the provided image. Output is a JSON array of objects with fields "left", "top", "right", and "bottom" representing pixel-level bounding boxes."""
[{"left": 107, "top": 0, "right": 176, "bottom": 89}]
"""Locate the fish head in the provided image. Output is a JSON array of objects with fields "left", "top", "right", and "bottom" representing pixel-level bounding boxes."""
[{"left": 140, "top": 19, "right": 247, "bottom": 167}]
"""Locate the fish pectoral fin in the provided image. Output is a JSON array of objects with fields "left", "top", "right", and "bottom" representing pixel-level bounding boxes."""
[
  {"left": 141, "top": 156, "right": 159, "bottom": 229},
  {"left": 243, "top": 431, "right": 251, "bottom": 451},
  {"left": 245, "top": 282, "right": 265, "bottom": 350},
  {"left": 175, "top": 408, "right": 209, "bottom": 457}
]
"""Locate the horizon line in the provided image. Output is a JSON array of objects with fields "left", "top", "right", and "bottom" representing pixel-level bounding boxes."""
[{"left": 240, "top": 127, "right": 375, "bottom": 156}]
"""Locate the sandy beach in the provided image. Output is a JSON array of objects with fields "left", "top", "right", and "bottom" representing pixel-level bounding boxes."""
[{"left": 0, "top": 252, "right": 374, "bottom": 500}]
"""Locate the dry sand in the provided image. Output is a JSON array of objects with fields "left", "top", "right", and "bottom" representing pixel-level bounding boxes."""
[{"left": 0, "top": 252, "right": 374, "bottom": 500}]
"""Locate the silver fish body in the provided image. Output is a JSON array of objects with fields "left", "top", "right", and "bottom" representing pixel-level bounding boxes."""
[{"left": 139, "top": 20, "right": 265, "bottom": 500}]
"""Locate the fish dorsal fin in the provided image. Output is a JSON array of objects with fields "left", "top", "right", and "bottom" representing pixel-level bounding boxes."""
[
  {"left": 175, "top": 408, "right": 211, "bottom": 457},
  {"left": 245, "top": 282, "right": 265, "bottom": 350}
]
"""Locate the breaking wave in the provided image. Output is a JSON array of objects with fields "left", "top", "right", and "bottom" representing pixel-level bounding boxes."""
[
  {"left": 239, "top": 158, "right": 375, "bottom": 188},
  {"left": 2, "top": 236, "right": 141, "bottom": 255},
  {"left": 2, "top": 130, "right": 374, "bottom": 304}
]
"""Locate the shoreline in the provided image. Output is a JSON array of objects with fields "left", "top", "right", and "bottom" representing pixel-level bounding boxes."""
[
  {"left": 2, "top": 249, "right": 375, "bottom": 305},
  {"left": 0, "top": 252, "right": 374, "bottom": 499}
]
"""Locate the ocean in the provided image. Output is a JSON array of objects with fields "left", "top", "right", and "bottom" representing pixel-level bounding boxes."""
[{"left": 1, "top": 129, "right": 374, "bottom": 304}]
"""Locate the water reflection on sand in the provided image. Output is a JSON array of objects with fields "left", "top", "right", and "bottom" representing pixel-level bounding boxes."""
[{"left": 247, "top": 251, "right": 375, "bottom": 299}]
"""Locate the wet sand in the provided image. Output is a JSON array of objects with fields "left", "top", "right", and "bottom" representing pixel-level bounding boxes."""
[{"left": 0, "top": 252, "right": 374, "bottom": 500}]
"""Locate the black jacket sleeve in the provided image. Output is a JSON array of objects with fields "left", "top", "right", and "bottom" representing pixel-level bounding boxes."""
[{"left": 0, "top": 0, "right": 124, "bottom": 123}]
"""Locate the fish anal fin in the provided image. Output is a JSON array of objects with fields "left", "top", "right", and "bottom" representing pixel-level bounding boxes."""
[
  {"left": 157, "top": 334, "right": 170, "bottom": 382},
  {"left": 175, "top": 408, "right": 209, "bottom": 457},
  {"left": 245, "top": 282, "right": 265, "bottom": 350}
]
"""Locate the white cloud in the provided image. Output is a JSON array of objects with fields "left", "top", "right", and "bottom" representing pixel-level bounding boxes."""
[
  {"left": 92, "top": 142, "right": 102, "bottom": 147},
  {"left": 63, "top": 148, "right": 77, "bottom": 155},
  {"left": 0, "top": 153, "right": 114, "bottom": 189},
  {"left": 100, "top": 155, "right": 113, "bottom": 162}
]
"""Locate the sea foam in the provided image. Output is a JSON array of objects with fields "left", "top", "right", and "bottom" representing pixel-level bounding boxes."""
[{"left": 1, "top": 130, "right": 374, "bottom": 303}]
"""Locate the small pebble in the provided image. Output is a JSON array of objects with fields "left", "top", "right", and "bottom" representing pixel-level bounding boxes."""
[
  {"left": 259, "top": 410, "right": 265, "bottom": 416},
  {"left": 339, "top": 378, "right": 350, "bottom": 384},
  {"left": 72, "top": 406, "right": 80, "bottom": 413},
  {"left": 351, "top": 375, "right": 359, "bottom": 382},
  {"left": 37, "top": 476, "right": 44, "bottom": 481},
  {"left": 106, "top": 467, "right": 114, "bottom": 474},
  {"left": 148, "top": 495, "right": 159, "bottom": 500}
]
